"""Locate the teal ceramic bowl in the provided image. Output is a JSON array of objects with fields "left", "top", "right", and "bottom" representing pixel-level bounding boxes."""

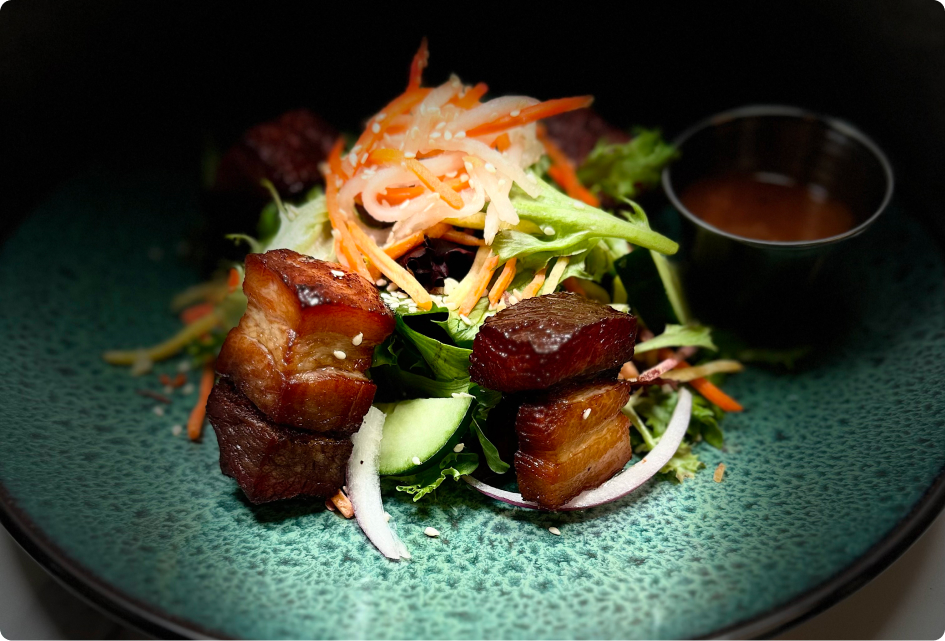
[{"left": 1, "top": 169, "right": 944, "bottom": 639}]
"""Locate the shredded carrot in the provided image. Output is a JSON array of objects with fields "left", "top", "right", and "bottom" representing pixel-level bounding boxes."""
[
  {"left": 159, "top": 374, "right": 172, "bottom": 387},
  {"left": 488, "top": 258, "right": 517, "bottom": 308},
  {"left": 179, "top": 302, "right": 215, "bottom": 325},
  {"left": 227, "top": 268, "right": 241, "bottom": 292},
  {"left": 367, "top": 147, "right": 404, "bottom": 165},
  {"left": 466, "top": 96, "right": 594, "bottom": 138},
  {"left": 187, "top": 363, "right": 215, "bottom": 441},
  {"left": 520, "top": 266, "right": 547, "bottom": 299},
  {"left": 383, "top": 231, "right": 426, "bottom": 260},
  {"left": 440, "top": 230, "right": 485, "bottom": 246},
  {"left": 562, "top": 277, "right": 586, "bottom": 296},
  {"left": 493, "top": 133, "right": 511, "bottom": 152},
  {"left": 407, "top": 38, "right": 429, "bottom": 90},
  {"left": 347, "top": 88, "right": 429, "bottom": 173},
  {"left": 326, "top": 140, "right": 373, "bottom": 281},
  {"left": 677, "top": 359, "right": 744, "bottom": 412},
  {"left": 459, "top": 253, "right": 499, "bottom": 316},
  {"left": 537, "top": 125, "right": 600, "bottom": 207},
  {"left": 451, "top": 82, "right": 488, "bottom": 109},
  {"left": 381, "top": 185, "right": 426, "bottom": 205},
  {"left": 347, "top": 222, "right": 433, "bottom": 310},
  {"left": 173, "top": 373, "right": 187, "bottom": 387},
  {"left": 404, "top": 159, "right": 465, "bottom": 209}
]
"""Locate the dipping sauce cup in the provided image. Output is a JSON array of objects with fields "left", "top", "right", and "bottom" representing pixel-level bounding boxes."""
[{"left": 662, "top": 105, "right": 894, "bottom": 345}]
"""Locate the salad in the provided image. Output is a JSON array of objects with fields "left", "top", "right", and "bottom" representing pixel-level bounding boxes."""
[{"left": 105, "top": 40, "right": 745, "bottom": 559}]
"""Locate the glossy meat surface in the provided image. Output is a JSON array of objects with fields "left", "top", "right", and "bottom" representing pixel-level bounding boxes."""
[
  {"left": 217, "top": 249, "right": 394, "bottom": 433},
  {"left": 207, "top": 379, "right": 352, "bottom": 504},
  {"left": 469, "top": 293, "right": 637, "bottom": 393},
  {"left": 516, "top": 377, "right": 631, "bottom": 456},
  {"left": 515, "top": 413, "right": 632, "bottom": 510}
]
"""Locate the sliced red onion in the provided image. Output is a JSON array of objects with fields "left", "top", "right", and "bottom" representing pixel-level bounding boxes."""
[
  {"left": 637, "top": 358, "right": 679, "bottom": 382},
  {"left": 347, "top": 407, "right": 410, "bottom": 560},
  {"left": 463, "top": 388, "right": 693, "bottom": 511}
]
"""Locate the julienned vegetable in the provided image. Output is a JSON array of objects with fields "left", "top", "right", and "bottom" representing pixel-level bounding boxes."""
[{"left": 103, "top": 40, "right": 746, "bottom": 560}]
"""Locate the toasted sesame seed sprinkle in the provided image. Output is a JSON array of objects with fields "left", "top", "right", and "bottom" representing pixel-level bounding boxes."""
[
  {"left": 376, "top": 278, "right": 388, "bottom": 287},
  {"left": 510, "top": 109, "right": 521, "bottom": 117},
  {"left": 429, "top": 131, "right": 441, "bottom": 139},
  {"left": 347, "top": 152, "right": 358, "bottom": 166},
  {"left": 376, "top": 113, "right": 386, "bottom": 121},
  {"left": 352, "top": 144, "right": 362, "bottom": 153},
  {"left": 455, "top": 131, "right": 466, "bottom": 139},
  {"left": 330, "top": 269, "right": 345, "bottom": 278},
  {"left": 459, "top": 314, "right": 473, "bottom": 325},
  {"left": 371, "top": 123, "right": 381, "bottom": 133},
  {"left": 583, "top": 408, "right": 591, "bottom": 420},
  {"left": 543, "top": 226, "right": 555, "bottom": 235},
  {"left": 453, "top": 443, "right": 465, "bottom": 453},
  {"left": 464, "top": 161, "right": 474, "bottom": 171},
  {"left": 361, "top": 153, "right": 368, "bottom": 164},
  {"left": 404, "top": 151, "right": 416, "bottom": 158},
  {"left": 424, "top": 527, "right": 440, "bottom": 537},
  {"left": 575, "top": 202, "right": 585, "bottom": 209},
  {"left": 171, "top": 424, "right": 183, "bottom": 437},
  {"left": 484, "top": 162, "right": 496, "bottom": 173},
  {"left": 443, "top": 131, "right": 453, "bottom": 140},
  {"left": 352, "top": 332, "right": 363, "bottom": 346},
  {"left": 412, "top": 456, "right": 422, "bottom": 465},
  {"left": 451, "top": 392, "right": 475, "bottom": 399},
  {"left": 435, "top": 121, "right": 446, "bottom": 129},
  {"left": 152, "top": 405, "right": 165, "bottom": 417},
  {"left": 497, "top": 178, "right": 506, "bottom": 186},
  {"left": 459, "top": 173, "right": 469, "bottom": 182},
  {"left": 549, "top": 526, "right": 561, "bottom": 536},
  {"left": 333, "top": 350, "right": 347, "bottom": 360},
  {"left": 181, "top": 383, "right": 195, "bottom": 395}
]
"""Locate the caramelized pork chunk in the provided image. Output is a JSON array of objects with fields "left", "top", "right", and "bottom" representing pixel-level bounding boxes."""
[
  {"left": 513, "top": 377, "right": 633, "bottom": 510},
  {"left": 207, "top": 379, "right": 352, "bottom": 504},
  {"left": 217, "top": 249, "right": 394, "bottom": 434},
  {"left": 469, "top": 293, "right": 637, "bottom": 393}
]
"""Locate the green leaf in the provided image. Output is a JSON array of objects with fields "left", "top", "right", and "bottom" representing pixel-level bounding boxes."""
[
  {"left": 470, "top": 418, "right": 510, "bottom": 474},
  {"left": 392, "top": 453, "right": 480, "bottom": 501},
  {"left": 225, "top": 233, "right": 262, "bottom": 254},
  {"left": 577, "top": 128, "right": 678, "bottom": 202},
  {"left": 691, "top": 395, "right": 725, "bottom": 449},
  {"left": 432, "top": 297, "right": 493, "bottom": 347},
  {"left": 394, "top": 315, "right": 471, "bottom": 382},
  {"left": 635, "top": 324, "right": 717, "bottom": 354},
  {"left": 659, "top": 441, "right": 705, "bottom": 483},
  {"left": 494, "top": 175, "right": 678, "bottom": 266}
]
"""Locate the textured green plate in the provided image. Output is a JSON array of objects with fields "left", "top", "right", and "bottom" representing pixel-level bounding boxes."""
[{"left": 1, "top": 169, "right": 944, "bottom": 639}]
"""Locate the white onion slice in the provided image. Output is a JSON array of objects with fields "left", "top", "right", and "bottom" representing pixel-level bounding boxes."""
[
  {"left": 463, "top": 388, "right": 693, "bottom": 511},
  {"left": 347, "top": 407, "right": 410, "bottom": 560}
]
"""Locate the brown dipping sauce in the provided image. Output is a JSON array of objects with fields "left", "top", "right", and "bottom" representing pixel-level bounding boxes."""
[{"left": 680, "top": 172, "right": 857, "bottom": 242}]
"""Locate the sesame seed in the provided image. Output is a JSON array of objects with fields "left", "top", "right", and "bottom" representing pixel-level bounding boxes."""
[
  {"left": 333, "top": 350, "right": 347, "bottom": 360},
  {"left": 330, "top": 269, "right": 345, "bottom": 278},
  {"left": 352, "top": 144, "right": 362, "bottom": 154},
  {"left": 575, "top": 202, "right": 585, "bottom": 210},
  {"left": 412, "top": 456, "right": 422, "bottom": 465},
  {"left": 510, "top": 109, "right": 521, "bottom": 117},
  {"left": 548, "top": 526, "right": 561, "bottom": 536},
  {"left": 484, "top": 163, "right": 496, "bottom": 173},
  {"left": 453, "top": 443, "right": 465, "bottom": 453},
  {"left": 459, "top": 173, "right": 469, "bottom": 181},
  {"left": 497, "top": 178, "right": 506, "bottom": 186},
  {"left": 543, "top": 226, "right": 555, "bottom": 235},
  {"left": 435, "top": 121, "right": 446, "bottom": 129},
  {"left": 177, "top": 360, "right": 191, "bottom": 373},
  {"left": 163, "top": 385, "right": 174, "bottom": 395},
  {"left": 424, "top": 527, "right": 440, "bottom": 537},
  {"left": 464, "top": 161, "right": 474, "bottom": 171},
  {"left": 443, "top": 131, "right": 453, "bottom": 140},
  {"left": 152, "top": 405, "right": 165, "bottom": 417},
  {"left": 429, "top": 131, "right": 441, "bottom": 139},
  {"left": 376, "top": 278, "right": 388, "bottom": 287},
  {"left": 583, "top": 408, "right": 591, "bottom": 420},
  {"left": 384, "top": 512, "right": 391, "bottom": 522},
  {"left": 371, "top": 123, "right": 381, "bottom": 134},
  {"left": 335, "top": 177, "right": 344, "bottom": 188},
  {"left": 455, "top": 131, "right": 466, "bottom": 139},
  {"left": 352, "top": 332, "right": 363, "bottom": 346},
  {"left": 348, "top": 152, "right": 358, "bottom": 166},
  {"left": 459, "top": 314, "right": 472, "bottom": 325},
  {"left": 376, "top": 113, "right": 386, "bottom": 121},
  {"left": 451, "top": 392, "right": 475, "bottom": 399},
  {"left": 404, "top": 151, "right": 416, "bottom": 158},
  {"left": 361, "top": 153, "right": 368, "bottom": 164},
  {"left": 171, "top": 424, "right": 183, "bottom": 437},
  {"left": 181, "top": 383, "right": 195, "bottom": 395}
]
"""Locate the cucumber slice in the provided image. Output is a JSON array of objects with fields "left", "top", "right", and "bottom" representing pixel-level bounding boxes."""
[{"left": 376, "top": 396, "right": 473, "bottom": 476}]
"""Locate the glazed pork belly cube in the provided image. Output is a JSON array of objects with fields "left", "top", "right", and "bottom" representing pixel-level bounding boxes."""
[
  {"left": 469, "top": 293, "right": 637, "bottom": 393},
  {"left": 207, "top": 379, "right": 353, "bottom": 504},
  {"left": 216, "top": 249, "right": 394, "bottom": 434},
  {"left": 514, "top": 377, "right": 633, "bottom": 510}
]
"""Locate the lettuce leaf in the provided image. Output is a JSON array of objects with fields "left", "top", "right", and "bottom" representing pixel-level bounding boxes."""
[
  {"left": 577, "top": 128, "right": 678, "bottom": 201},
  {"left": 392, "top": 452, "right": 480, "bottom": 501},
  {"left": 634, "top": 323, "right": 717, "bottom": 354},
  {"left": 493, "top": 175, "right": 678, "bottom": 268}
]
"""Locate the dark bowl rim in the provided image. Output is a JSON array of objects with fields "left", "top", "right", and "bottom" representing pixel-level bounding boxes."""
[{"left": 661, "top": 104, "right": 896, "bottom": 250}]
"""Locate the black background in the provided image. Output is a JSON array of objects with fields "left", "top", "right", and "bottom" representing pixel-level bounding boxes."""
[{"left": 1, "top": 0, "right": 943, "bottom": 238}]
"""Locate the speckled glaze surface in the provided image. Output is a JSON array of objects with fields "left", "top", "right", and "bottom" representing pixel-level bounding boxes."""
[{"left": 1, "top": 170, "right": 943, "bottom": 639}]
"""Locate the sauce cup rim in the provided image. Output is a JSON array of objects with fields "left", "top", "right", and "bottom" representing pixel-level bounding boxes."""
[{"left": 661, "top": 104, "right": 895, "bottom": 250}]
